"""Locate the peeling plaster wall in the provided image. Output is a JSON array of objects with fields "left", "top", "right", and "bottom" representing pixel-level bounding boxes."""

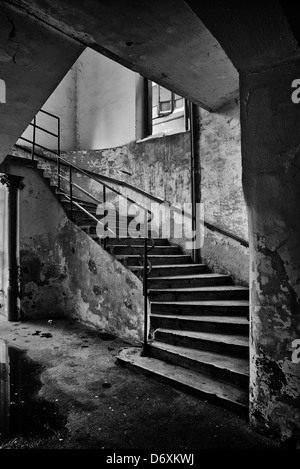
[
  {"left": 5, "top": 163, "right": 144, "bottom": 343},
  {"left": 62, "top": 132, "right": 192, "bottom": 203},
  {"left": 200, "top": 100, "right": 249, "bottom": 285},
  {"left": 0, "top": 183, "right": 8, "bottom": 317},
  {"left": 59, "top": 124, "right": 248, "bottom": 284},
  {"left": 200, "top": 101, "right": 247, "bottom": 239},
  {"left": 241, "top": 62, "right": 300, "bottom": 443}
]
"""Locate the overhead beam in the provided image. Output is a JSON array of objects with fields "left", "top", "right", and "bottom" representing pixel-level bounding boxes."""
[{"left": 185, "top": 1, "right": 300, "bottom": 73}]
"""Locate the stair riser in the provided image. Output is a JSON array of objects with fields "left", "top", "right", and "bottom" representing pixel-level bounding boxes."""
[
  {"left": 106, "top": 238, "right": 170, "bottom": 246},
  {"left": 110, "top": 246, "right": 182, "bottom": 255},
  {"left": 131, "top": 265, "right": 209, "bottom": 278},
  {"left": 150, "top": 316, "right": 249, "bottom": 336},
  {"left": 61, "top": 201, "right": 98, "bottom": 211},
  {"left": 85, "top": 226, "right": 156, "bottom": 236},
  {"left": 149, "top": 346, "right": 249, "bottom": 388},
  {"left": 78, "top": 226, "right": 156, "bottom": 238},
  {"left": 151, "top": 303, "right": 249, "bottom": 317},
  {"left": 117, "top": 256, "right": 192, "bottom": 266},
  {"left": 149, "top": 290, "right": 249, "bottom": 302},
  {"left": 148, "top": 276, "right": 233, "bottom": 289},
  {"left": 91, "top": 232, "right": 161, "bottom": 243},
  {"left": 154, "top": 331, "right": 249, "bottom": 358},
  {"left": 75, "top": 217, "right": 131, "bottom": 226}
]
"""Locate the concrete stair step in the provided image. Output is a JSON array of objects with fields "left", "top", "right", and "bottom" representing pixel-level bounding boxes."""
[
  {"left": 148, "top": 273, "right": 233, "bottom": 289},
  {"left": 150, "top": 300, "right": 249, "bottom": 316},
  {"left": 116, "top": 254, "right": 192, "bottom": 266},
  {"left": 57, "top": 193, "right": 98, "bottom": 208},
  {"left": 108, "top": 245, "right": 182, "bottom": 255},
  {"left": 129, "top": 263, "right": 209, "bottom": 277},
  {"left": 154, "top": 328, "right": 249, "bottom": 357},
  {"left": 150, "top": 314, "right": 249, "bottom": 335},
  {"left": 117, "top": 347, "right": 248, "bottom": 416},
  {"left": 148, "top": 286, "right": 249, "bottom": 302},
  {"left": 105, "top": 237, "right": 170, "bottom": 246},
  {"left": 149, "top": 342, "right": 249, "bottom": 388},
  {"left": 98, "top": 215, "right": 137, "bottom": 223},
  {"left": 89, "top": 232, "right": 161, "bottom": 243}
]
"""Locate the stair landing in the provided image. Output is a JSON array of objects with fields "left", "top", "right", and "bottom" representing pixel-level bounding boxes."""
[{"left": 117, "top": 347, "right": 248, "bottom": 416}]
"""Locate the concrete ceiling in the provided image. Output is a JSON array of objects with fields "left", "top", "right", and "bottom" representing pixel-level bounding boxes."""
[
  {"left": 0, "top": 2, "right": 84, "bottom": 162},
  {"left": 185, "top": 1, "right": 300, "bottom": 73},
  {"left": 5, "top": 0, "right": 239, "bottom": 111},
  {"left": 3, "top": 1, "right": 298, "bottom": 165}
]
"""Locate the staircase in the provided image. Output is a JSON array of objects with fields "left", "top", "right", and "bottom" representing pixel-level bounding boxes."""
[{"left": 10, "top": 153, "right": 250, "bottom": 416}]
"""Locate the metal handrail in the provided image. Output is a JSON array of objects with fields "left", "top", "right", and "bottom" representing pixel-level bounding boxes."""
[
  {"left": 15, "top": 142, "right": 249, "bottom": 249},
  {"left": 19, "top": 109, "right": 154, "bottom": 355}
]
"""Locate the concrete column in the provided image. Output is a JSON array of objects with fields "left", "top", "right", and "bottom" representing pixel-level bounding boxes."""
[
  {"left": 240, "top": 61, "right": 300, "bottom": 443},
  {"left": 0, "top": 175, "right": 22, "bottom": 322}
]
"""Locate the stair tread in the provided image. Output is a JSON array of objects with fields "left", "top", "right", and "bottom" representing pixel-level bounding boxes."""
[
  {"left": 150, "top": 342, "right": 249, "bottom": 375},
  {"left": 112, "top": 245, "right": 180, "bottom": 249},
  {"left": 151, "top": 314, "right": 249, "bottom": 324},
  {"left": 151, "top": 300, "right": 249, "bottom": 306},
  {"left": 116, "top": 254, "right": 190, "bottom": 258},
  {"left": 149, "top": 286, "right": 249, "bottom": 292},
  {"left": 108, "top": 237, "right": 169, "bottom": 242},
  {"left": 130, "top": 264, "right": 206, "bottom": 269},
  {"left": 118, "top": 347, "right": 248, "bottom": 407},
  {"left": 155, "top": 328, "right": 249, "bottom": 347},
  {"left": 149, "top": 273, "right": 231, "bottom": 280}
]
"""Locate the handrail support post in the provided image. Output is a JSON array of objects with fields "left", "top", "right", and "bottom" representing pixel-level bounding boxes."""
[
  {"left": 32, "top": 116, "right": 36, "bottom": 161},
  {"left": 70, "top": 166, "right": 73, "bottom": 221},
  {"left": 141, "top": 236, "right": 149, "bottom": 357}
]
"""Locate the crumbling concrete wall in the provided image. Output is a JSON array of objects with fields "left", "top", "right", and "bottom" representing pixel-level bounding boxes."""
[
  {"left": 241, "top": 61, "right": 300, "bottom": 443},
  {"left": 0, "top": 183, "right": 8, "bottom": 317},
  {"left": 58, "top": 123, "right": 249, "bottom": 284},
  {"left": 5, "top": 163, "right": 144, "bottom": 343},
  {"left": 200, "top": 100, "right": 249, "bottom": 285}
]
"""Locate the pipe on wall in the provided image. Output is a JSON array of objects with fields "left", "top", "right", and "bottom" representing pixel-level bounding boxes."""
[{"left": 189, "top": 102, "right": 201, "bottom": 264}]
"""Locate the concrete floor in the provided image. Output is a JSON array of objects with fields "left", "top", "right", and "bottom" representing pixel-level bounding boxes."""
[{"left": 0, "top": 315, "right": 280, "bottom": 450}]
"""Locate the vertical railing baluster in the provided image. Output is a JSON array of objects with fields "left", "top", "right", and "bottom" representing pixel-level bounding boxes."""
[
  {"left": 144, "top": 208, "right": 148, "bottom": 239},
  {"left": 57, "top": 158, "right": 61, "bottom": 190},
  {"left": 103, "top": 185, "right": 106, "bottom": 250},
  {"left": 70, "top": 166, "right": 73, "bottom": 221},
  {"left": 142, "top": 236, "right": 148, "bottom": 357},
  {"left": 57, "top": 117, "right": 61, "bottom": 190},
  {"left": 32, "top": 116, "right": 36, "bottom": 161},
  {"left": 57, "top": 117, "right": 61, "bottom": 157}
]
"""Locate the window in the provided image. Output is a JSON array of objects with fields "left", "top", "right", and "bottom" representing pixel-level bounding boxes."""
[
  {"left": 0, "top": 79, "right": 6, "bottom": 104},
  {"left": 135, "top": 75, "right": 189, "bottom": 141},
  {"left": 151, "top": 82, "right": 188, "bottom": 136}
]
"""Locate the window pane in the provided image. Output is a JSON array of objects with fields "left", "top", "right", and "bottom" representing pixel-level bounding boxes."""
[
  {"left": 174, "top": 98, "right": 183, "bottom": 109},
  {"left": 152, "top": 85, "right": 159, "bottom": 107},
  {"left": 161, "top": 101, "right": 172, "bottom": 112},
  {"left": 152, "top": 105, "right": 159, "bottom": 119},
  {"left": 159, "top": 87, "right": 172, "bottom": 102}
]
